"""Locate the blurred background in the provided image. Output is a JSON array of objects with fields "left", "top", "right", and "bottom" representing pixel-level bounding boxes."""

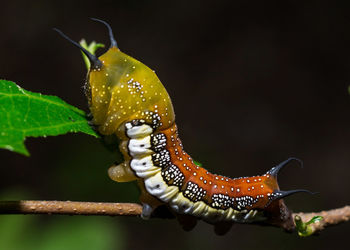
[{"left": 1, "top": 0, "right": 349, "bottom": 249}]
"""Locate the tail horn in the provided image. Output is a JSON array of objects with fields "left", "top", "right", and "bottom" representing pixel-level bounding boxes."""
[
  {"left": 267, "top": 157, "right": 303, "bottom": 177},
  {"left": 272, "top": 189, "right": 315, "bottom": 200}
]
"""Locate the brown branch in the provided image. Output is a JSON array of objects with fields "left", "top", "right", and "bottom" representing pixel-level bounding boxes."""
[
  {"left": 294, "top": 206, "right": 350, "bottom": 233},
  {"left": 0, "top": 200, "right": 349, "bottom": 234},
  {"left": 0, "top": 200, "right": 142, "bottom": 216}
]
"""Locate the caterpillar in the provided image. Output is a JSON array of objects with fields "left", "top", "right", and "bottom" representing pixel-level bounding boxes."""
[{"left": 55, "top": 19, "right": 312, "bottom": 235}]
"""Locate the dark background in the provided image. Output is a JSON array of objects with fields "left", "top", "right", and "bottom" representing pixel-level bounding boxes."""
[{"left": 1, "top": 0, "right": 349, "bottom": 249}]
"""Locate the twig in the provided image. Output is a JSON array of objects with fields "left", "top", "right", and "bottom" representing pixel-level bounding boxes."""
[
  {"left": 0, "top": 200, "right": 349, "bottom": 234},
  {"left": 294, "top": 206, "right": 350, "bottom": 233},
  {"left": 0, "top": 200, "right": 142, "bottom": 216}
]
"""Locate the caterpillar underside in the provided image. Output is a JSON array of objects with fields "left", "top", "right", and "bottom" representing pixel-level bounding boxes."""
[{"left": 114, "top": 120, "right": 276, "bottom": 222}]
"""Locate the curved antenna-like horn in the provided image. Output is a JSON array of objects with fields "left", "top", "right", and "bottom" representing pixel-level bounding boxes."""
[
  {"left": 267, "top": 157, "right": 303, "bottom": 177},
  {"left": 53, "top": 28, "right": 102, "bottom": 69},
  {"left": 265, "top": 189, "right": 316, "bottom": 208},
  {"left": 90, "top": 18, "right": 118, "bottom": 48},
  {"left": 272, "top": 189, "right": 316, "bottom": 200}
]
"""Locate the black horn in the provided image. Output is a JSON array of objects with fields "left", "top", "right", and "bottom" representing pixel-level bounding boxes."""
[
  {"left": 267, "top": 157, "right": 303, "bottom": 178},
  {"left": 91, "top": 18, "right": 118, "bottom": 48},
  {"left": 271, "top": 189, "right": 315, "bottom": 200},
  {"left": 53, "top": 28, "right": 102, "bottom": 69}
]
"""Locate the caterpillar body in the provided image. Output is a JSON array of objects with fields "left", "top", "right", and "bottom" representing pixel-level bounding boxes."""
[{"left": 55, "top": 19, "right": 311, "bottom": 234}]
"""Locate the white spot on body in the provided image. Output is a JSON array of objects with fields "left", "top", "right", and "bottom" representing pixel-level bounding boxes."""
[
  {"left": 130, "top": 156, "right": 160, "bottom": 178},
  {"left": 128, "top": 136, "right": 152, "bottom": 157},
  {"left": 126, "top": 124, "right": 153, "bottom": 139}
]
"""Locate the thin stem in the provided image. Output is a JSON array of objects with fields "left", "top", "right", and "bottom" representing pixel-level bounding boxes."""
[
  {"left": 0, "top": 200, "right": 349, "bottom": 234},
  {"left": 294, "top": 206, "right": 350, "bottom": 233},
  {"left": 0, "top": 200, "right": 142, "bottom": 216}
]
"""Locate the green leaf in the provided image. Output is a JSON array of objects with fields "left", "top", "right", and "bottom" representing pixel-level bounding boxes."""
[
  {"left": 295, "top": 215, "right": 324, "bottom": 237},
  {"left": 305, "top": 215, "right": 323, "bottom": 225},
  {"left": 79, "top": 39, "right": 105, "bottom": 70},
  {"left": 0, "top": 80, "right": 98, "bottom": 156}
]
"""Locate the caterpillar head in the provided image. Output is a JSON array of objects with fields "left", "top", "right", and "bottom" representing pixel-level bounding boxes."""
[{"left": 55, "top": 19, "right": 175, "bottom": 138}]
